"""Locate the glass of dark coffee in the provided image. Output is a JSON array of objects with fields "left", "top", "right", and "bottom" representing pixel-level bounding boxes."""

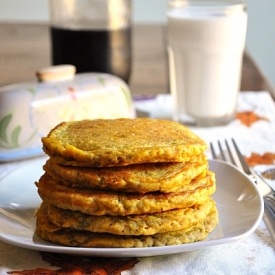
[{"left": 49, "top": 0, "right": 132, "bottom": 83}]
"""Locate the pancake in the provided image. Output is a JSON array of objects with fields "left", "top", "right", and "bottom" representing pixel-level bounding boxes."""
[
  {"left": 35, "top": 202, "right": 219, "bottom": 248},
  {"left": 43, "top": 155, "right": 208, "bottom": 193},
  {"left": 47, "top": 199, "right": 214, "bottom": 235},
  {"left": 41, "top": 118, "right": 207, "bottom": 167},
  {"left": 36, "top": 171, "right": 216, "bottom": 216}
]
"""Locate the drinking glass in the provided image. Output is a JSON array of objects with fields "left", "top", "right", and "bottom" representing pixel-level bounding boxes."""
[{"left": 167, "top": 0, "right": 247, "bottom": 126}]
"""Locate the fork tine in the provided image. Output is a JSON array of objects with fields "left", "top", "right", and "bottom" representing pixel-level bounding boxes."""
[
  {"left": 231, "top": 138, "right": 251, "bottom": 174},
  {"left": 218, "top": 140, "right": 226, "bottom": 161},
  {"left": 225, "top": 139, "right": 237, "bottom": 166},
  {"left": 210, "top": 142, "right": 218, "bottom": 159},
  {"left": 210, "top": 139, "right": 242, "bottom": 166},
  {"left": 210, "top": 139, "right": 241, "bottom": 168}
]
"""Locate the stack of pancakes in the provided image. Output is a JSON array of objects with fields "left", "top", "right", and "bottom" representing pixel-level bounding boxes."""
[{"left": 35, "top": 118, "right": 218, "bottom": 248}]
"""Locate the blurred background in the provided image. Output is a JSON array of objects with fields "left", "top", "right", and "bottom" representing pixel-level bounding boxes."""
[{"left": 0, "top": 0, "right": 275, "bottom": 91}]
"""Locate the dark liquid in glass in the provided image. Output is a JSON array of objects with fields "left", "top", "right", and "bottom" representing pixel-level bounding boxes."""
[{"left": 50, "top": 27, "right": 132, "bottom": 83}]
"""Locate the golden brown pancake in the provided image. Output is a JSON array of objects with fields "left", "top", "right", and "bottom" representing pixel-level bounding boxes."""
[
  {"left": 47, "top": 199, "right": 215, "bottom": 235},
  {"left": 43, "top": 155, "right": 208, "bottom": 193},
  {"left": 35, "top": 202, "right": 219, "bottom": 248},
  {"left": 41, "top": 118, "right": 207, "bottom": 167},
  {"left": 35, "top": 118, "right": 218, "bottom": 248},
  {"left": 36, "top": 172, "right": 216, "bottom": 216}
]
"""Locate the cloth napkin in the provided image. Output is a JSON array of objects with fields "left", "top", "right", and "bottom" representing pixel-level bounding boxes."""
[{"left": 1, "top": 91, "right": 275, "bottom": 275}]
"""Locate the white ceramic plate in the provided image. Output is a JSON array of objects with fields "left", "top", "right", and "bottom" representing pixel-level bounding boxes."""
[{"left": 0, "top": 158, "right": 263, "bottom": 257}]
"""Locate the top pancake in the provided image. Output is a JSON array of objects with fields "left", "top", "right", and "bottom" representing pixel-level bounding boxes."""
[{"left": 42, "top": 118, "right": 207, "bottom": 167}]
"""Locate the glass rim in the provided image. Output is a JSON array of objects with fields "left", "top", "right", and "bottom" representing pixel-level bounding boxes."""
[
  {"left": 168, "top": 0, "right": 247, "bottom": 11},
  {"left": 167, "top": 0, "right": 247, "bottom": 16}
]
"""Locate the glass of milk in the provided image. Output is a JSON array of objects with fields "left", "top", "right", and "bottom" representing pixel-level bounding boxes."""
[{"left": 167, "top": 0, "right": 247, "bottom": 127}]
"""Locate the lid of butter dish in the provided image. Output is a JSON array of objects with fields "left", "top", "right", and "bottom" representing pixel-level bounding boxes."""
[{"left": 0, "top": 65, "right": 135, "bottom": 162}]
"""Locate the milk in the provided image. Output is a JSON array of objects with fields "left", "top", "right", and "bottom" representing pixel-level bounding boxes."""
[{"left": 167, "top": 3, "right": 247, "bottom": 126}]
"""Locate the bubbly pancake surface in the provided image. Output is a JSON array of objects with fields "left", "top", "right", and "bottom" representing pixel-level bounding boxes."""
[
  {"left": 42, "top": 118, "right": 207, "bottom": 167},
  {"left": 43, "top": 155, "right": 208, "bottom": 193},
  {"left": 35, "top": 202, "right": 219, "bottom": 248}
]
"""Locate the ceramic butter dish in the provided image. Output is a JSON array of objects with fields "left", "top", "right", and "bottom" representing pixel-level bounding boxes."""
[{"left": 0, "top": 65, "right": 135, "bottom": 162}]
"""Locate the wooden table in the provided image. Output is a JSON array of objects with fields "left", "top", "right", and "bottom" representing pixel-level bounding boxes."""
[{"left": 0, "top": 23, "right": 274, "bottom": 98}]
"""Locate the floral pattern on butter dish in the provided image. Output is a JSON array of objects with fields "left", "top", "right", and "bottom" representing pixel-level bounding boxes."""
[{"left": 0, "top": 114, "right": 38, "bottom": 149}]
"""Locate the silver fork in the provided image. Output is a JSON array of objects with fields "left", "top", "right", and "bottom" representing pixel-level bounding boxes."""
[{"left": 210, "top": 138, "right": 275, "bottom": 242}]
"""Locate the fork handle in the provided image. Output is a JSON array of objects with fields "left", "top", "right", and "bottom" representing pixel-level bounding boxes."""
[{"left": 263, "top": 198, "right": 275, "bottom": 242}]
